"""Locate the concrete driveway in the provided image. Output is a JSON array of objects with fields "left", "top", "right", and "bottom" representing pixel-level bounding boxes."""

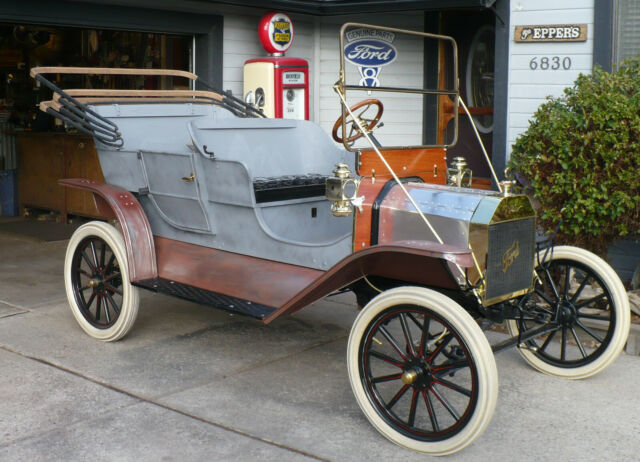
[{"left": 0, "top": 231, "right": 639, "bottom": 461}]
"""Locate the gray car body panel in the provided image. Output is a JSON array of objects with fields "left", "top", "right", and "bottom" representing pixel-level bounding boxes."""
[{"left": 92, "top": 103, "right": 353, "bottom": 270}]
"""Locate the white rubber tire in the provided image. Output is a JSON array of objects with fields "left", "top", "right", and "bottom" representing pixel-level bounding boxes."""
[
  {"left": 64, "top": 221, "right": 139, "bottom": 342},
  {"left": 347, "top": 286, "right": 498, "bottom": 456},
  {"left": 507, "top": 245, "right": 630, "bottom": 379}
]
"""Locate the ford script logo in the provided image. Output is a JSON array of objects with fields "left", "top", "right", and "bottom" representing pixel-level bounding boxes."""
[{"left": 344, "top": 40, "right": 397, "bottom": 67}]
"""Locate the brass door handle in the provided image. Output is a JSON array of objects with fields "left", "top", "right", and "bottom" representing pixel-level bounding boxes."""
[{"left": 182, "top": 173, "right": 195, "bottom": 182}]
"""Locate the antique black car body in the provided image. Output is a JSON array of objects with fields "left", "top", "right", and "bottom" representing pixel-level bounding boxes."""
[{"left": 31, "top": 23, "right": 630, "bottom": 456}]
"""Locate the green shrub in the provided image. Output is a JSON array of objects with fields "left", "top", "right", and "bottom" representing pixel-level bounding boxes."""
[{"left": 509, "top": 56, "right": 640, "bottom": 254}]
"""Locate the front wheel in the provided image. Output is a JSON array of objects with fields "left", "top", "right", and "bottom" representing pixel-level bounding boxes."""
[
  {"left": 64, "top": 221, "right": 139, "bottom": 341},
  {"left": 507, "top": 245, "right": 630, "bottom": 379},
  {"left": 347, "top": 286, "right": 498, "bottom": 455}
]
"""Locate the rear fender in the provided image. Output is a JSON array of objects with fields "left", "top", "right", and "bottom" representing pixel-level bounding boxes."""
[
  {"left": 59, "top": 178, "right": 157, "bottom": 282},
  {"left": 264, "top": 241, "right": 472, "bottom": 323}
]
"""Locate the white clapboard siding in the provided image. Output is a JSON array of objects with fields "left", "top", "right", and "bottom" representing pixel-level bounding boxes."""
[
  {"left": 222, "top": 14, "right": 263, "bottom": 94},
  {"left": 507, "top": 0, "right": 594, "bottom": 155},
  {"left": 507, "top": 97, "right": 557, "bottom": 115},
  {"left": 510, "top": 41, "right": 594, "bottom": 55},
  {"left": 510, "top": 69, "right": 584, "bottom": 84},
  {"left": 509, "top": 83, "right": 575, "bottom": 100}
]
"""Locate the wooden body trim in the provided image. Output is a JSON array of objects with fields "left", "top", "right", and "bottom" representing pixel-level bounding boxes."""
[
  {"left": 30, "top": 66, "right": 198, "bottom": 81},
  {"left": 59, "top": 179, "right": 157, "bottom": 282},
  {"left": 56, "top": 89, "right": 222, "bottom": 101},
  {"left": 41, "top": 89, "right": 223, "bottom": 113},
  {"left": 357, "top": 148, "right": 447, "bottom": 182},
  {"left": 354, "top": 148, "right": 447, "bottom": 251},
  {"left": 153, "top": 236, "right": 323, "bottom": 309},
  {"left": 149, "top": 237, "right": 471, "bottom": 324},
  {"left": 353, "top": 179, "right": 388, "bottom": 251},
  {"left": 33, "top": 66, "right": 221, "bottom": 115}
]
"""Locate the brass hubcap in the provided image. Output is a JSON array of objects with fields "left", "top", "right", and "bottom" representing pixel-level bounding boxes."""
[{"left": 401, "top": 369, "right": 418, "bottom": 385}]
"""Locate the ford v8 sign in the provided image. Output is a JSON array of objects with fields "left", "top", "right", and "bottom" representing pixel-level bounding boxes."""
[{"left": 344, "top": 28, "right": 397, "bottom": 87}]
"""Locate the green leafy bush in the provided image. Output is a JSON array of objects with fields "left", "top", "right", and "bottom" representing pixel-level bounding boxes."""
[{"left": 509, "top": 57, "right": 640, "bottom": 254}]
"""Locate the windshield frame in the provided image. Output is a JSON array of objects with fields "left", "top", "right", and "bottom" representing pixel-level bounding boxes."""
[{"left": 337, "top": 22, "right": 460, "bottom": 152}]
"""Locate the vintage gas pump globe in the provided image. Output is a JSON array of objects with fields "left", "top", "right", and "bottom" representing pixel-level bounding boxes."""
[{"left": 30, "top": 21, "right": 630, "bottom": 456}]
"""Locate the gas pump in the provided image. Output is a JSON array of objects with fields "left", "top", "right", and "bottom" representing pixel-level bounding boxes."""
[{"left": 243, "top": 12, "right": 309, "bottom": 120}]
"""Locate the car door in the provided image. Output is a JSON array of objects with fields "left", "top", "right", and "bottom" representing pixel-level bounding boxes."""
[{"left": 139, "top": 150, "right": 211, "bottom": 233}]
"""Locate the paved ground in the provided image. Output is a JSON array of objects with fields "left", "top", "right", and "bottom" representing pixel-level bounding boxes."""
[{"left": 1, "top": 229, "right": 639, "bottom": 461}]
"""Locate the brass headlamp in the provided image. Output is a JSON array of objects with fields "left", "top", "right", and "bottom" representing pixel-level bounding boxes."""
[
  {"left": 447, "top": 156, "right": 473, "bottom": 188},
  {"left": 326, "top": 163, "right": 360, "bottom": 217}
]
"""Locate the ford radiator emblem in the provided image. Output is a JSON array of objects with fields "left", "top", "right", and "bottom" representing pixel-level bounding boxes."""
[
  {"left": 344, "top": 40, "right": 397, "bottom": 67},
  {"left": 502, "top": 240, "right": 520, "bottom": 273}
]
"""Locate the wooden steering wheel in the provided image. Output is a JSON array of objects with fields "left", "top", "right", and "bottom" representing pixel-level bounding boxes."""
[{"left": 332, "top": 99, "right": 384, "bottom": 144}]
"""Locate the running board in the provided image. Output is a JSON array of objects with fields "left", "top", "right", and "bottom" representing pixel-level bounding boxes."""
[{"left": 136, "top": 278, "right": 276, "bottom": 320}]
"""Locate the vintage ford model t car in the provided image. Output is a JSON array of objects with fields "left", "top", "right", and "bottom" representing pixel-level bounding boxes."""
[{"left": 31, "top": 23, "right": 630, "bottom": 456}]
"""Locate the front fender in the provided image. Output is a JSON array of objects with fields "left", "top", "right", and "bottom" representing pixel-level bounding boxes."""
[
  {"left": 264, "top": 240, "right": 472, "bottom": 323},
  {"left": 59, "top": 178, "right": 157, "bottom": 282}
]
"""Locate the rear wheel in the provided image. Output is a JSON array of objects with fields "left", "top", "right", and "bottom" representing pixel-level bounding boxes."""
[
  {"left": 347, "top": 286, "right": 498, "bottom": 455},
  {"left": 64, "top": 221, "right": 139, "bottom": 341},
  {"left": 507, "top": 245, "right": 630, "bottom": 379}
]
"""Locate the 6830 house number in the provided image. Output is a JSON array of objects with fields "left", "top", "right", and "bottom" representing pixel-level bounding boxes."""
[{"left": 529, "top": 56, "right": 572, "bottom": 70}]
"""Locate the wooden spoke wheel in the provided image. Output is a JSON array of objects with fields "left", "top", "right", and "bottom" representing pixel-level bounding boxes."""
[
  {"left": 65, "top": 221, "right": 139, "bottom": 341},
  {"left": 507, "top": 246, "right": 630, "bottom": 379},
  {"left": 347, "top": 287, "right": 497, "bottom": 455}
]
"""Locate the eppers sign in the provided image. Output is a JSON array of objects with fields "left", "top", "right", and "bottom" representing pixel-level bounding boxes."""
[
  {"left": 344, "top": 28, "right": 397, "bottom": 87},
  {"left": 515, "top": 24, "right": 587, "bottom": 43}
]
